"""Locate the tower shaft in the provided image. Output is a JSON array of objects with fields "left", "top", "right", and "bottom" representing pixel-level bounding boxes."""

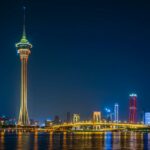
[{"left": 18, "top": 58, "right": 30, "bottom": 125}]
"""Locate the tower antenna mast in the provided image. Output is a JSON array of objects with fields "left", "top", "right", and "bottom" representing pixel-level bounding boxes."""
[{"left": 23, "top": 6, "right": 26, "bottom": 38}]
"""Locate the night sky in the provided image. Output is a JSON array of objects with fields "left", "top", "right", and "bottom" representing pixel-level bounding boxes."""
[{"left": 0, "top": 0, "right": 150, "bottom": 121}]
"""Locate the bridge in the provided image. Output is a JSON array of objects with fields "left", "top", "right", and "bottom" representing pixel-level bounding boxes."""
[{"left": 50, "top": 121, "right": 147, "bottom": 131}]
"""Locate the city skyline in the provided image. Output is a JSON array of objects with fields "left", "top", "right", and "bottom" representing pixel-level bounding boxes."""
[
  {"left": 0, "top": 1, "right": 150, "bottom": 150},
  {"left": 0, "top": 1, "right": 150, "bottom": 121}
]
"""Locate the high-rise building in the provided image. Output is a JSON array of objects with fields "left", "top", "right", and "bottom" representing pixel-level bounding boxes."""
[
  {"left": 72, "top": 114, "right": 80, "bottom": 123},
  {"left": 144, "top": 112, "right": 150, "bottom": 125},
  {"left": 92, "top": 111, "right": 101, "bottom": 122},
  {"left": 129, "top": 93, "right": 137, "bottom": 123},
  {"left": 114, "top": 103, "right": 119, "bottom": 123},
  {"left": 16, "top": 7, "right": 32, "bottom": 126}
]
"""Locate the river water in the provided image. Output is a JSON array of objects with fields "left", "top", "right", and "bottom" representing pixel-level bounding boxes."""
[{"left": 0, "top": 132, "right": 149, "bottom": 150}]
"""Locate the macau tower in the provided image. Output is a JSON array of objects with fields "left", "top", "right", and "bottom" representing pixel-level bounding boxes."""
[{"left": 16, "top": 7, "right": 32, "bottom": 126}]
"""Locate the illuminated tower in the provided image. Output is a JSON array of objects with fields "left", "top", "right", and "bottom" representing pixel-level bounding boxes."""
[
  {"left": 72, "top": 114, "right": 80, "bottom": 123},
  {"left": 114, "top": 103, "right": 119, "bottom": 123},
  {"left": 16, "top": 7, "right": 32, "bottom": 126},
  {"left": 92, "top": 111, "right": 101, "bottom": 122},
  {"left": 129, "top": 93, "right": 137, "bottom": 123}
]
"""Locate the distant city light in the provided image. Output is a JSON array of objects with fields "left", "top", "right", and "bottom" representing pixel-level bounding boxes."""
[
  {"left": 129, "top": 93, "right": 137, "bottom": 97},
  {"left": 105, "top": 108, "right": 111, "bottom": 113},
  {"left": 115, "top": 103, "right": 118, "bottom": 106},
  {"left": 40, "top": 123, "right": 45, "bottom": 127}
]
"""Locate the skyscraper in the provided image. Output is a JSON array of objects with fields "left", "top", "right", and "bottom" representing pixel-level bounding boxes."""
[
  {"left": 129, "top": 93, "right": 137, "bottom": 123},
  {"left": 16, "top": 7, "right": 32, "bottom": 126},
  {"left": 144, "top": 112, "right": 150, "bottom": 125},
  {"left": 114, "top": 103, "right": 119, "bottom": 123}
]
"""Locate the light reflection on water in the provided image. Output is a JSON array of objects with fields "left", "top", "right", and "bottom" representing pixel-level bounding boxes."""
[
  {"left": 0, "top": 132, "right": 149, "bottom": 150},
  {"left": 34, "top": 133, "right": 38, "bottom": 150}
]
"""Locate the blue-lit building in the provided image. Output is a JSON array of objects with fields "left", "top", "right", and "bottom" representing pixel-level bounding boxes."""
[
  {"left": 105, "top": 108, "right": 113, "bottom": 121},
  {"left": 114, "top": 103, "right": 119, "bottom": 123},
  {"left": 144, "top": 112, "right": 150, "bottom": 125}
]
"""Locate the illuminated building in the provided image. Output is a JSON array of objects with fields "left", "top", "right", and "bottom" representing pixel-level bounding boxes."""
[
  {"left": 92, "top": 111, "right": 101, "bottom": 122},
  {"left": 129, "top": 93, "right": 137, "bottom": 123},
  {"left": 0, "top": 116, "right": 16, "bottom": 126},
  {"left": 30, "top": 119, "right": 39, "bottom": 126},
  {"left": 105, "top": 108, "right": 113, "bottom": 121},
  {"left": 16, "top": 7, "right": 32, "bottom": 126},
  {"left": 72, "top": 114, "right": 80, "bottom": 123},
  {"left": 144, "top": 112, "right": 150, "bottom": 125},
  {"left": 45, "top": 120, "right": 53, "bottom": 127},
  {"left": 114, "top": 103, "right": 119, "bottom": 123}
]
